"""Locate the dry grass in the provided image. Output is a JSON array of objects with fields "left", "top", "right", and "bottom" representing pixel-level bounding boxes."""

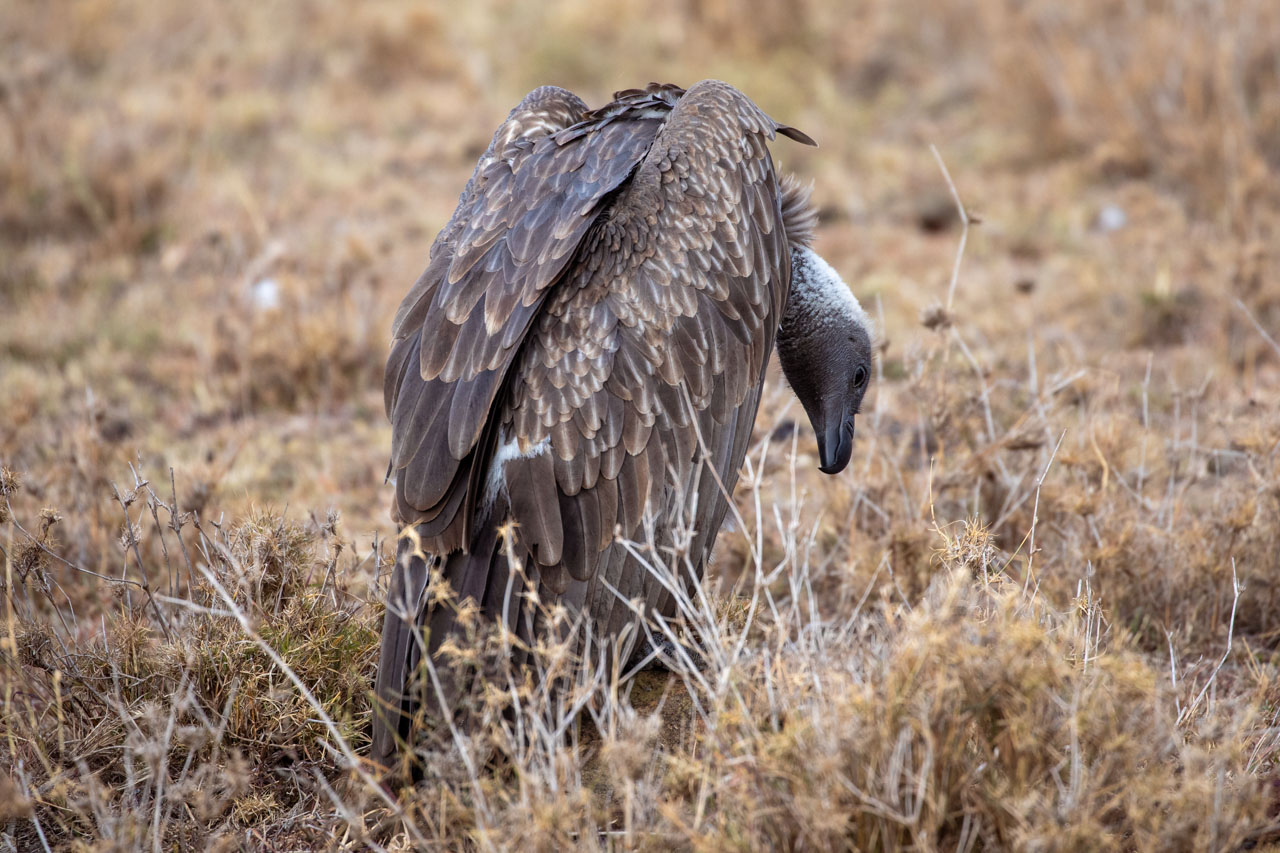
[{"left": 3, "top": 0, "right": 1280, "bottom": 849}]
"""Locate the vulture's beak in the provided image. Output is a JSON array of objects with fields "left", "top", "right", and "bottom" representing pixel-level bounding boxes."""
[{"left": 816, "top": 408, "right": 854, "bottom": 475}]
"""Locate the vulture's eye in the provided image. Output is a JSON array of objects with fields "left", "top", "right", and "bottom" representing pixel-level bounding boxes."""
[{"left": 853, "top": 366, "right": 868, "bottom": 388}]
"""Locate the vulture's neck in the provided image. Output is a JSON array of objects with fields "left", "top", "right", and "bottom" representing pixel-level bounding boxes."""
[{"left": 780, "top": 246, "right": 871, "bottom": 345}]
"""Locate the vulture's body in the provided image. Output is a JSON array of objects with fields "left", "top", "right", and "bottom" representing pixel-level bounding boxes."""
[{"left": 373, "top": 81, "right": 872, "bottom": 772}]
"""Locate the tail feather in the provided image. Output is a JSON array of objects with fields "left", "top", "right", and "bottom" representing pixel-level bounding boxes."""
[
  {"left": 370, "top": 536, "right": 432, "bottom": 772},
  {"left": 370, "top": 506, "right": 511, "bottom": 776}
]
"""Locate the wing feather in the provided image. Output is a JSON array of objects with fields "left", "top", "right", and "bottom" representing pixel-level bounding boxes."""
[
  {"left": 503, "top": 80, "right": 800, "bottom": 651},
  {"left": 506, "top": 449, "right": 564, "bottom": 566},
  {"left": 386, "top": 86, "right": 665, "bottom": 553}
]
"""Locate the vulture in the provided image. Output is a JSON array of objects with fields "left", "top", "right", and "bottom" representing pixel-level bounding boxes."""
[{"left": 372, "top": 80, "right": 874, "bottom": 771}]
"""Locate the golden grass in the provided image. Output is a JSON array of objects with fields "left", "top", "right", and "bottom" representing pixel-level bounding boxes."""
[{"left": 2, "top": 0, "right": 1279, "bottom": 848}]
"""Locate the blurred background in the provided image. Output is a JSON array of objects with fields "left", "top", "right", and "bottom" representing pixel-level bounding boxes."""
[
  {"left": 2, "top": 0, "right": 1279, "bottom": 656},
  {"left": 4, "top": 1, "right": 1280, "bottom": 846}
]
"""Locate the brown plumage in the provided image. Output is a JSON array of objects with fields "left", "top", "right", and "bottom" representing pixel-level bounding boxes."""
[{"left": 373, "top": 81, "right": 827, "bottom": 772}]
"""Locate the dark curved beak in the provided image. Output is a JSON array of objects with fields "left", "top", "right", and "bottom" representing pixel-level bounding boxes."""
[{"left": 817, "top": 414, "right": 854, "bottom": 475}]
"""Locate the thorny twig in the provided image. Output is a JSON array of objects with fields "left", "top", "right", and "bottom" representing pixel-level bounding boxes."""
[{"left": 111, "top": 478, "right": 173, "bottom": 642}]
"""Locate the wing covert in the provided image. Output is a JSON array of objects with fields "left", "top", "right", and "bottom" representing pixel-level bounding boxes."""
[
  {"left": 386, "top": 86, "right": 668, "bottom": 552},
  {"left": 504, "top": 81, "right": 799, "bottom": 619}
]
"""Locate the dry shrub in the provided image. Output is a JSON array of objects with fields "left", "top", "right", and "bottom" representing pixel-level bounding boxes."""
[
  {"left": 683, "top": 566, "right": 1268, "bottom": 851},
  {"left": 4, "top": 399, "right": 1279, "bottom": 850},
  {"left": 367, "top": 511, "right": 1276, "bottom": 851},
  {"left": 223, "top": 508, "right": 315, "bottom": 605},
  {"left": 1, "top": 477, "right": 379, "bottom": 849},
  {"left": 10, "top": 449, "right": 1271, "bottom": 849}
]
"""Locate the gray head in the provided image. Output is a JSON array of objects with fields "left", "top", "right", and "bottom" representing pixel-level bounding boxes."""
[{"left": 777, "top": 246, "right": 874, "bottom": 475}]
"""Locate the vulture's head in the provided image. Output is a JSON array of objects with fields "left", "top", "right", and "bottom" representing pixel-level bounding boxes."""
[{"left": 777, "top": 245, "right": 874, "bottom": 475}]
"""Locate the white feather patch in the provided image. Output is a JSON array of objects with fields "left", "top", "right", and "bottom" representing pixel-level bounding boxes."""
[
  {"left": 485, "top": 435, "right": 551, "bottom": 507},
  {"left": 790, "top": 246, "right": 873, "bottom": 339}
]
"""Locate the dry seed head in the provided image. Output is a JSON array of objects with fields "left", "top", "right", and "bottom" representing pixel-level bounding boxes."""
[
  {"left": 39, "top": 507, "right": 62, "bottom": 533},
  {"left": 0, "top": 466, "right": 21, "bottom": 497},
  {"left": 14, "top": 539, "right": 48, "bottom": 583},
  {"left": 119, "top": 482, "right": 147, "bottom": 507},
  {"left": 17, "top": 622, "right": 55, "bottom": 670},
  {"left": 119, "top": 519, "right": 142, "bottom": 550}
]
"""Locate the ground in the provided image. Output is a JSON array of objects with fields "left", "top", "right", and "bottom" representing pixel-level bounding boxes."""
[{"left": 2, "top": 0, "right": 1279, "bottom": 849}]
